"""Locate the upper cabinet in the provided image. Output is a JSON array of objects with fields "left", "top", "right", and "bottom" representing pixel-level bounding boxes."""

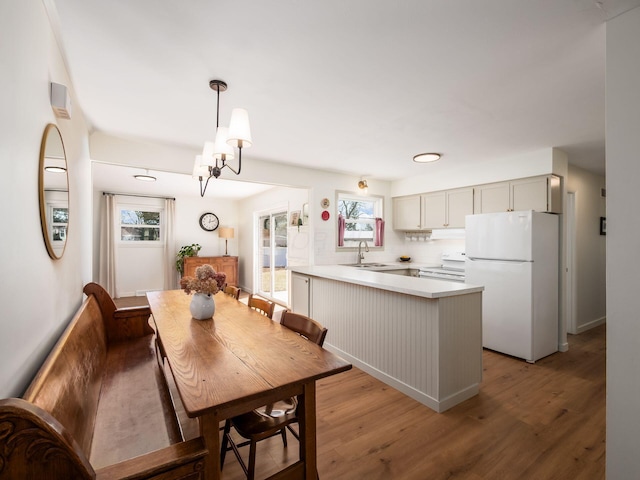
[
  {"left": 393, "top": 187, "right": 474, "bottom": 230},
  {"left": 392, "top": 175, "right": 562, "bottom": 231},
  {"left": 422, "top": 188, "right": 474, "bottom": 229},
  {"left": 393, "top": 194, "right": 422, "bottom": 230},
  {"left": 474, "top": 175, "right": 561, "bottom": 214}
]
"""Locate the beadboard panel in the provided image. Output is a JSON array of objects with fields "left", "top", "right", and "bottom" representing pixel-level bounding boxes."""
[{"left": 309, "top": 277, "right": 482, "bottom": 412}]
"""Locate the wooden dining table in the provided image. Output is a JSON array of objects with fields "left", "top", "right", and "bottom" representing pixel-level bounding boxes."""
[{"left": 147, "top": 289, "right": 352, "bottom": 480}]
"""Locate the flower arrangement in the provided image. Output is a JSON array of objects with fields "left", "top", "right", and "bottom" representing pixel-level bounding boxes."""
[{"left": 180, "top": 264, "right": 226, "bottom": 296}]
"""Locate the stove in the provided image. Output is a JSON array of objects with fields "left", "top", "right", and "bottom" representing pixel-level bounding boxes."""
[{"left": 418, "top": 252, "right": 466, "bottom": 282}]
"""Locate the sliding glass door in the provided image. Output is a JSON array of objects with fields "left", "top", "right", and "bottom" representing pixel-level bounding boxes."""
[{"left": 257, "top": 210, "right": 288, "bottom": 303}]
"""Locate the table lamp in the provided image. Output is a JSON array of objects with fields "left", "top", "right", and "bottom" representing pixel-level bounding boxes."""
[{"left": 219, "top": 227, "right": 234, "bottom": 256}]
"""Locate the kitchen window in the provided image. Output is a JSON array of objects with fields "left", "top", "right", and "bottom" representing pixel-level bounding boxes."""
[{"left": 336, "top": 191, "right": 384, "bottom": 249}]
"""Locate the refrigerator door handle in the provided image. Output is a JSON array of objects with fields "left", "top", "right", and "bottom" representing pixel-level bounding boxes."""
[{"left": 467, "top": 257, "right": 531, "bottom": 264}]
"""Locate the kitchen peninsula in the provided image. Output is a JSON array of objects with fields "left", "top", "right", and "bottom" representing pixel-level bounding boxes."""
[{"left": 290, "top": 265, "right": 484, "bottom": 412}]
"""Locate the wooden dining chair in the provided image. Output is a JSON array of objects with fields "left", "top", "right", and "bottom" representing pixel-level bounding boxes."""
[
  {"left": 220, "top": 311, "right": 327, "bottom": 480},
  {"left": 247, "top": 294, "right": 275, "bottom": 319},
  {"left": 223, "top": 284, "right": 241, "bottom": 300}
]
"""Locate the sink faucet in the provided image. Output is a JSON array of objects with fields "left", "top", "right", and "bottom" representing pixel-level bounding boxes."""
[{"left": 357, "top": 241, "right": 369, "bottom": 265}]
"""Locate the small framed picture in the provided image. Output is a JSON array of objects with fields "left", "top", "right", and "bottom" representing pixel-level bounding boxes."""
[
  {"left": 600, "top": 216, "right": 606, "bottom": 235},
  {"left": 290, "top": 210, "right": 301, "bottom": 227}
]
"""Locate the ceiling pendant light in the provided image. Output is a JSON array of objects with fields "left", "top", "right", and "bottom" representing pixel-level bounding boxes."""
[
  {"left": 413, "top": 152, "right": 441, "bottom": 163},
  {"left": 134, "top": 169, "right": 157, "bottom": 182},
  {"left": 194, "top": 79, "right": 252, "bottom": 196}
]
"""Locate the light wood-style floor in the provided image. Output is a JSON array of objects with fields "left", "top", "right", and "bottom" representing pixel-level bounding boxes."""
[
  {"left": 116, "top": 296, "right": 605, "bottom": 479},
  {"left": 221, "top": 324, "right": 606, "bottom": 480}
]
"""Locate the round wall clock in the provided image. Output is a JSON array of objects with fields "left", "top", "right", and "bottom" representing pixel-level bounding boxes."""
[
  {"left": 199, "top": 212, "right": 219, "bottom": 232},
  {"left": 320, "top": 198, "right": 330, "bottom": 209}
]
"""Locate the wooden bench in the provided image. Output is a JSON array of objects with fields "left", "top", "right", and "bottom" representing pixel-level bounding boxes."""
[{"left": 0, "top": 283, "right": 208, "bottom": 479}]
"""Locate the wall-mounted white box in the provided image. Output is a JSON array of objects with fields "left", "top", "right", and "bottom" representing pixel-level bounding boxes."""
[{"left": 50, "top": 82, "right": 71, "bottom": 119}]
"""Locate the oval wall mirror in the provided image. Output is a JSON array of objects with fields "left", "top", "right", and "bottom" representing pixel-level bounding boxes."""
[{"left": 39, "top": 124, "right": 69, "bottom": 259}]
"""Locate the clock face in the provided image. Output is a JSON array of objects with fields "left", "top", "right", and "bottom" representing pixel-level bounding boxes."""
[{"left": 199, "top": 212, "right": 219, "bottom": 232}]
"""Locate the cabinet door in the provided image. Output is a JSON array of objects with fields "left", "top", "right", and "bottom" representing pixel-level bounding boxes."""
[
  {"left": 422, "top": 192, "right": 446, "bottom": 229},
  {"left": 217, "top": 257, "right": 238, "bottom": 286},
  {"left": 291, "top": 273, "right": 311, "bottom": 317},
  {"left": 446, "top": 188, "right": 474, "bottom": 227},
  {"left": 474, "top": 182, "right": 510, "bottom": 214},
  {"left": 511, "top": 177, "right": 548, "bottom": 212},
  {"left": 183, "top": 257, "right": 211, "bottom": 278},
  {"left": 393, "top": 195, "right": 422, "bottom": 230}
]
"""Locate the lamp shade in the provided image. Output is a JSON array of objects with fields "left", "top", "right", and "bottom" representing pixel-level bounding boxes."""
[
  {"left": 218, "top": 227, "right": 235, "bottom": 239},
  {"left": 227, "top": 108, "right": 252, "bottom": 148},
  {"left": 201, "top": 141, "right": 216, "bottom": 167},
  {"left": 213, "top": 127, "right": 235, "bottom": 160},
  {"left": 192, "top": 155, "right": 209, "bottom": 179}
]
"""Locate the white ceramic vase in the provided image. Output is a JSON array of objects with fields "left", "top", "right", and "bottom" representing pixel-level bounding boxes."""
[{"left": 190, "top": 292, "right": 215, "bottom": 320}]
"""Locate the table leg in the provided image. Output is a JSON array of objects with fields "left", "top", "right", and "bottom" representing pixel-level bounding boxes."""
[
  {"left": 199, "top": 412, "right": 221, "bottom": 480},
  {"left": 299, "top": 382, "right": 318, "bottom": 479}
]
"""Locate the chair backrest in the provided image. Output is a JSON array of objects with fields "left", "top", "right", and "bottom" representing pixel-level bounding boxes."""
[
  {"left": 280, "top": 310, "right": 327, "bottom": 347},
  {"left": 224, "top": 284, "right": 241, "bottom": 300},
  {"left": 248, "top": 294, "right": 275, "bottom": 319}
]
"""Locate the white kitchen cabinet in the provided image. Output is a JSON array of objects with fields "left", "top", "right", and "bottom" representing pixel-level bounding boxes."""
[
  {"left": 474, "top": 175, "right": 561, "bottom": 214},
  {"left": 291, "top": 273, "right": 311, "bottom": 316},
  {"left": 421, "top": 192, "right": 446, "bottom": 229},
  {"left": 446, "top": 188, "right": 475, "bottom": 227},
  {"left": 473, "top": 182, "right": 510, "bottom": 214},
  {"left": 422, "top": 188, "right": 474, "bottom": 229},
  {"left": 393, "top": 195, "right": 423, "bottom": 230}
]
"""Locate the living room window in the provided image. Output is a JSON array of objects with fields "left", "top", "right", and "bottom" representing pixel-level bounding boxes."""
[{"left": 119, "top": 209, "right": 161, "bottom": 242}]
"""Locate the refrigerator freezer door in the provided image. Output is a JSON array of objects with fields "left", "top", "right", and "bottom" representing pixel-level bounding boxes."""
[
  {"left": 466, "top": 257, "right": 534, "bottom": 360},
  {"left": 465, "top": 211, "right": 533, "bottom": 261}
]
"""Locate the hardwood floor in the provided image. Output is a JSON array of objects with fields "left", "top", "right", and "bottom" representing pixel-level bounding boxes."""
[{"left": 220, "top": 325, "right": 606, "bottom": 479}]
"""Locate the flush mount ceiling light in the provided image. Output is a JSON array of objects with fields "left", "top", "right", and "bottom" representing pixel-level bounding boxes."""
[
  {"left": 134, "top": 170, "right": 156, "bottom": 182},
  {"left": 193, "top": 79, "right": 252, "bottom": 197},
  {"left": 44, "top": 166, "right": 67, "bottom": 173},
  {"left": 413, "top": 152, "right": 441, "bottom": 163}
]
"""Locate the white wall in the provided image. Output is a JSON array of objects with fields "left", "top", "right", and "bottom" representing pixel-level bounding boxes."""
[
  {"left": 0, "top": 0, "right": 92, "bottom": 397},
  {"left": 566, "top": 165, "right": 606, "bottom": 333},
  {"left": 91, "top": 190, "right": 240, "bottom": 295},
  {"left": 606, "top": 6, "right": 640, "bottom": 477},
  {"left": 390, "top": 147, "right": 557, "bottom": 197}
]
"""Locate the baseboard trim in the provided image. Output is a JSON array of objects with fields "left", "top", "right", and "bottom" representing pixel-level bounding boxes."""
[
  {"left": 576, "top": 316, "right": 606, "bottom": 334},
  {"left": 324, "top": 343, "right": 479, "bottom": 413}
]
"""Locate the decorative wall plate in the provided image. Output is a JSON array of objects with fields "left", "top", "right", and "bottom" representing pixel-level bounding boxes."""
[
  {"left": 320, "top": 198, "right": 330, "bottom": 209},
  {"left": 321, "top": 210, "right": 330, "bottom": 221}
]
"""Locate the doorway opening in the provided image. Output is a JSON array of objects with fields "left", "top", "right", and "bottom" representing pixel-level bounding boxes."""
[{"left": 256, "top": 209, "right": 288, "bottom": 304}]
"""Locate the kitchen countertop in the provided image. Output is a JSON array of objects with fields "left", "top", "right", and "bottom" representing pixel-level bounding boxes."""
[{"left": 289, "top": 264, "right": 483, "bottom": 299}]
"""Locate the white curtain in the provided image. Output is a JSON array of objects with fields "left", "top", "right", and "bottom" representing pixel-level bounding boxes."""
[
  {"left": 163, "top": 198, "right": 177, "bottom": 290},
  {"left": 99, "top": 193, "right": 118, "bottom": 297}
]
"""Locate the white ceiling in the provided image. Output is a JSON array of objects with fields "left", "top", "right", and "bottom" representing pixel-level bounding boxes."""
[
  {"left": 92, "top": 162, "right": 274, "bottom": 199},
  {"left": 49, "top": 0, "right": 640, "bottom": 193}
]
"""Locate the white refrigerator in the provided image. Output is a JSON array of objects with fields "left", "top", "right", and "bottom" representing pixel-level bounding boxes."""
[{"left": 465, "top": 210, "right": 559, "bottom": 362}]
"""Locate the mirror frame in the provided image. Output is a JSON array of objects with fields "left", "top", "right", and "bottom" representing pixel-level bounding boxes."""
[{"left": 39, "top": 123, "right": 69, "bottom": 260}]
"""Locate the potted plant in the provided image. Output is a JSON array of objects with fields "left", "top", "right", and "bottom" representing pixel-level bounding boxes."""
[{"left": 176, "top": 243, "right": 202, "bottom": 276}]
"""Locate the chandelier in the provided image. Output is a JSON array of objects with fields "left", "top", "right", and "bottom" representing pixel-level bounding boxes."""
[{"left": 193, "top": 80, "right": 252, "bottom": 196}]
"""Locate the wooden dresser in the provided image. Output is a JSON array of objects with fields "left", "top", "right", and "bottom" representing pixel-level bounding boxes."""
[{"left": 183, "top": 256, "right": 238, "bottom": 286}]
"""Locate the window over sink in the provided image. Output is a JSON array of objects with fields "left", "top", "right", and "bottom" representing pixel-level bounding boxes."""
[{"left": 336, "top": 191, "right": 384, "bottom": 250}]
